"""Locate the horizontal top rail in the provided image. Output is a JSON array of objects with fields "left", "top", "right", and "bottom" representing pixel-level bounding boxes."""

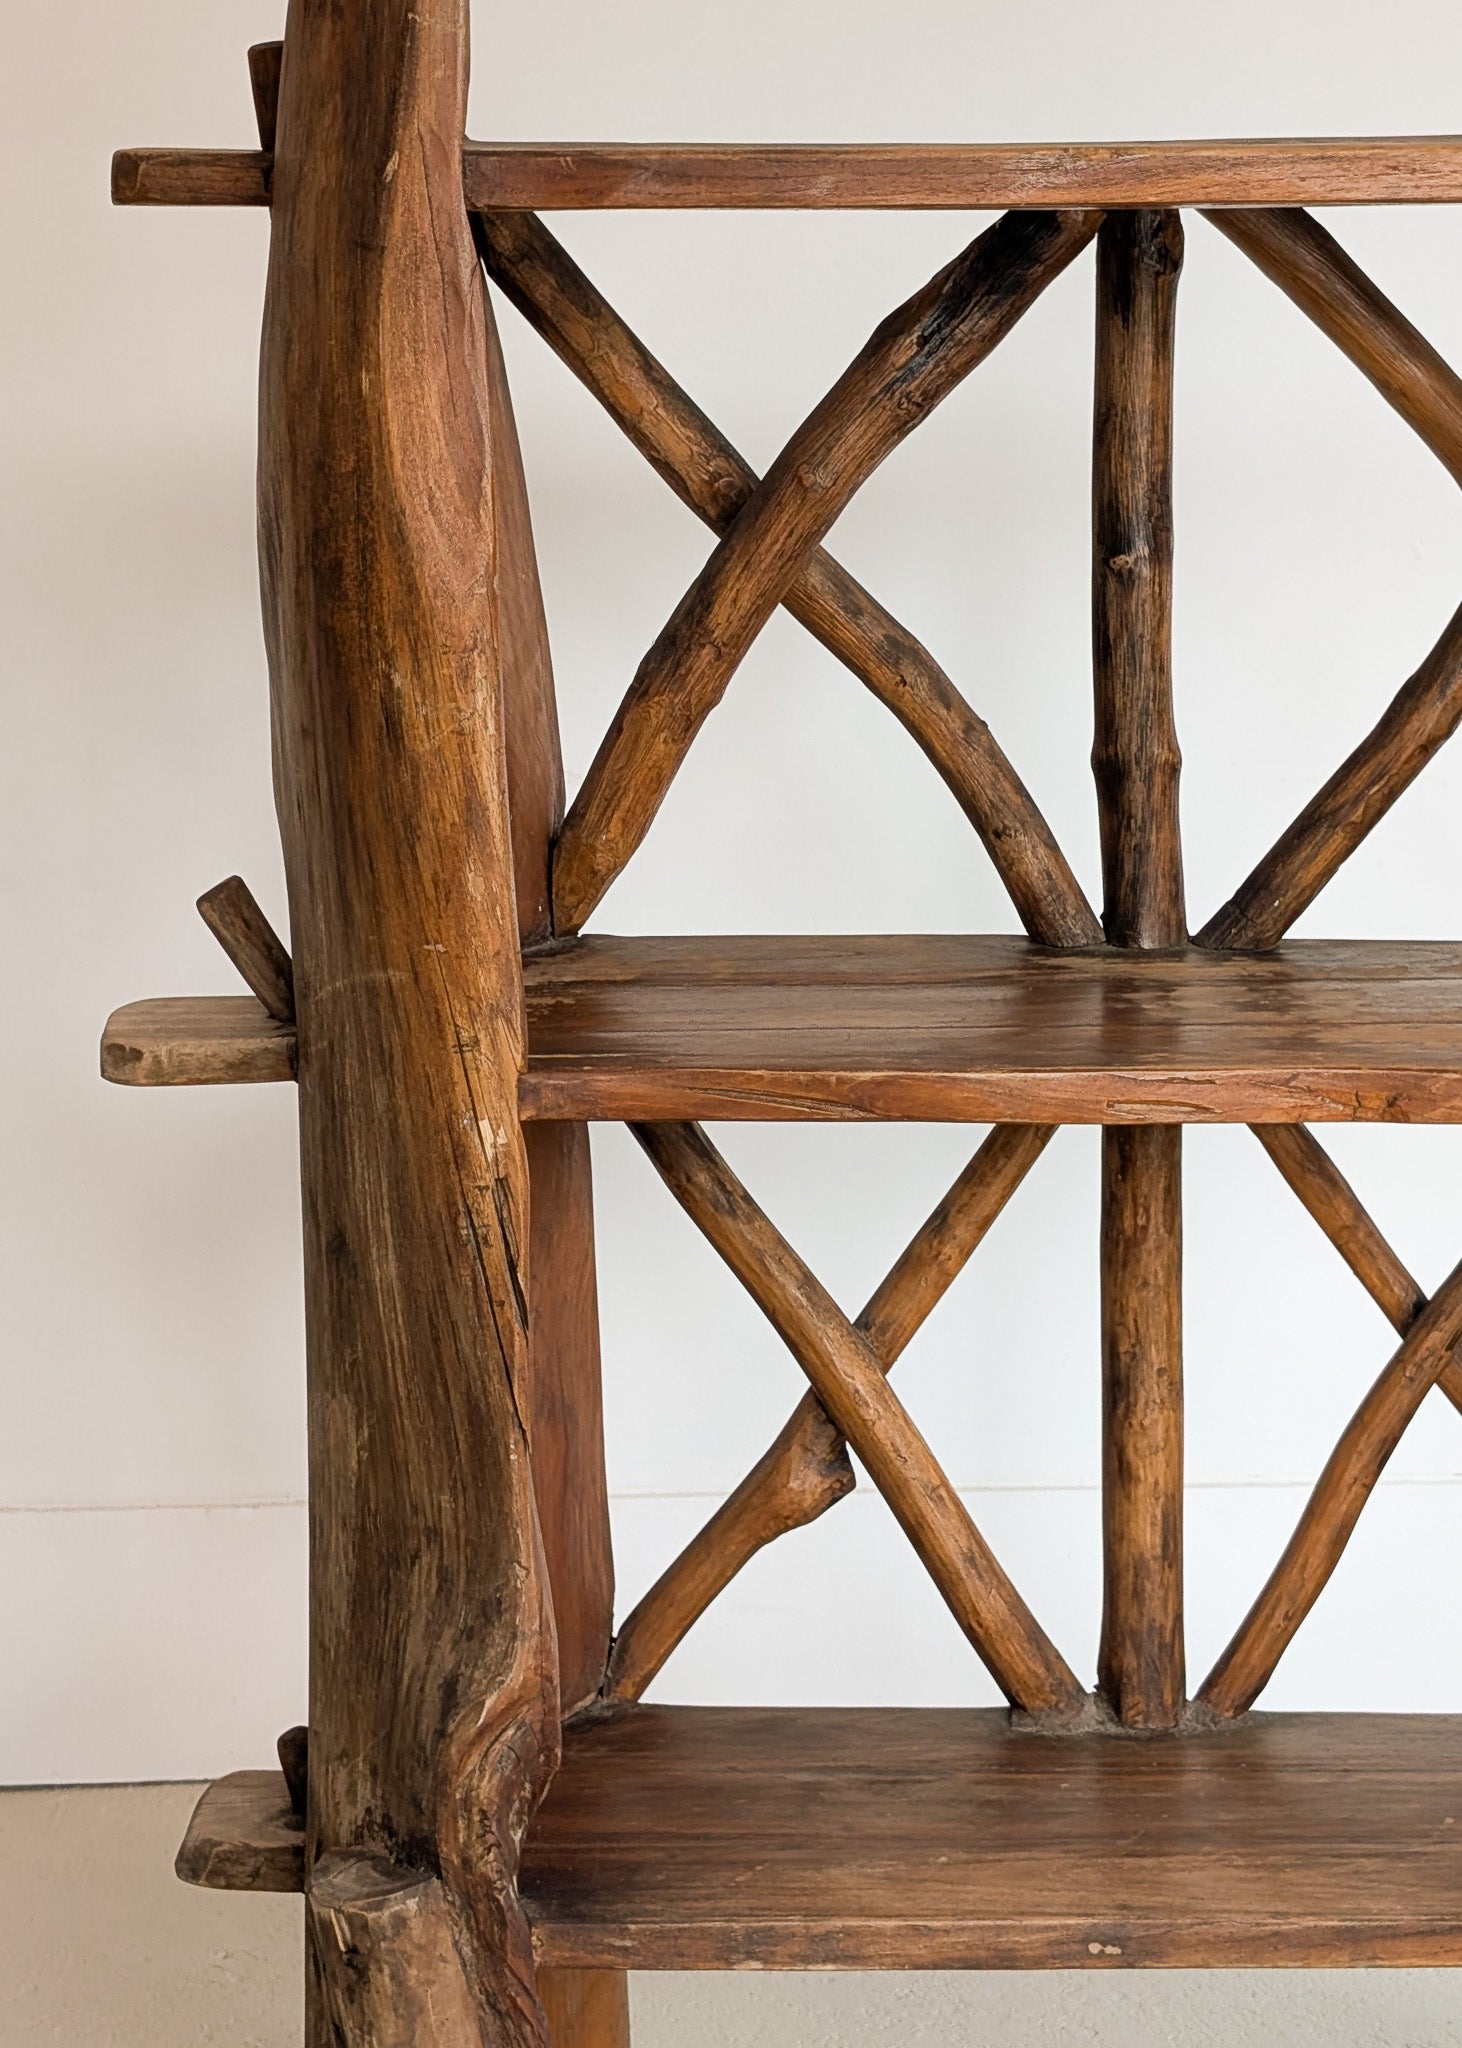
[{"left": 113, "top": 136, "right": 1462, "bottom": 211}]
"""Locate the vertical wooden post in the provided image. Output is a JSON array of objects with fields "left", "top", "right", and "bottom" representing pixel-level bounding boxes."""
[
  {"left": 1092, "top": 210, "right": 1187, "bottom": 1729},
  {"left": 484, "top": 290, "right": 617, "bottom": 1720},
  {"left": 260, "top": 4, "right": 557, "bottom": 2042}
]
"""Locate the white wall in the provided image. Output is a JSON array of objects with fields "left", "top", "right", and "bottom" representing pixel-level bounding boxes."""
[{"left": 7, "top": 0, "right": 1462, "bottom": 1786}]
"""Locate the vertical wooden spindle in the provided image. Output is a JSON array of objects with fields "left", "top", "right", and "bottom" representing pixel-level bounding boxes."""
[{"left": 1092, "top": 209, "right": 1187, "bottom": 1729}]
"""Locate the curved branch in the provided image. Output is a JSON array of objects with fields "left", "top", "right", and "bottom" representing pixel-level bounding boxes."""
[
  {"left": 475, "top": 210, "right": 1099, "bottom": 946},
  {"left": 547, "top": 208, "right": 1103, "bottom": 932},
  {"left": 605, "top": 1122, "right": 1054, "bottom": 1701},
  {"left": 631, "top": 1121, "right": 1084, "bottom": 1714}
]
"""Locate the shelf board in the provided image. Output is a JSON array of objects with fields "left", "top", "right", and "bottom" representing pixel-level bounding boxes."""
[
  {"left": 113, "top": 137, "right": 1462, "bottom": 212},
  {"left": 175, "top": 1708, "right": 1462, "bottom": 1969},
  {"left": 175, "top": 1769, "right": 303, "bottom": 1891},
  {"left": 101, "top": 994, "right": 296, "bottom": 1087},
  {"left": 525, "top": 1706, "right": 1462, "bottom": 1970},
  {"left": 104, "top": 937, "right": 1462, "bottom": 1123}
]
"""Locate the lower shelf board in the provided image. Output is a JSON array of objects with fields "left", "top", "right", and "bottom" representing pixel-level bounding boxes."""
[{"left": 178, "top": 1706, "right": 1462, "bottom": 1969}]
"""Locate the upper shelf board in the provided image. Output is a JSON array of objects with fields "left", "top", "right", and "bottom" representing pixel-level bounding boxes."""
[
  {"left": 103, "top": 934, "right": 1462, "bottom": 1126},
  {"left": 112, "top": 137, "right": 1462, "bottom": 212}
]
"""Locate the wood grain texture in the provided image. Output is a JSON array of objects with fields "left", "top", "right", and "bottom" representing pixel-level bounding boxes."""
[
  {"left": 463, "top": 139, "right": 1462, "bottom": 212},
  {"left": 197, "top": 875, "right": 295, "bottom": 1022},
  {"left": 1091, "top": 211, "right": 1186, "bottom": 1731},
  {"left": 550, "top": 208, "right": 1101, "bottom": 932},
  {"left": 476, "top": 209, "right": 1099, "bottom": 947},
  {"left": 1203, "top": 208, "right": 1462, "bottom": 486},
  {"left": 112, "top": 138, "right": 1462, "bottom": 213},
  {"left": 309, "top": 1853, "right": 498, "bottom": 2047},
  {"left": 164, "top": 1717, "right": 1462, "bottom": 1969},
  {"left": 1251, "top": 1122, "right": 1462, "bottom": 1414},
  {"left": 1092, "top": 210, "right": 1186, "bottom": 951},
  {"left": 538, "top": 1970, "right": 632, "bottom": 2048},
  {"left": 1201, "top": 1251, "right": 1462, "bottom": 1716},
  {"left": 604, "top": 1122, "right": 1054, "bottom": 1702},
  {"left": 631, "top": 1121, "right": 1083, "bottom": 1713},
  {"left": 479, "top": 208, "right": 617, "bottom": 1717},
  {"left": 104, "top": 936, "right": 1462, "bottom": 1122},
  {"left": 1098, "top": 1125, "right": 1184, "bottom": 1726},
  {"left": 522, "top": 1706, "right": 1462, "bottom": 1969},
  {"left": 527, "top": 1124, "right": 615, "bottom": 1717},
  {"left": 111, "top": 148, "right": 272, "bottom": 207},
  {"left": 1197, "top": 594, "right": 1462, "bottom": 949},
  {"left": 176, "top": 1770, "right": 304, "bottom": 1892},
  {"left": 260, "top": 3, "right": 555, "bottom": 2041},
  {"left": 101, "top": 994, "right": 295, "bottom": 1085}
]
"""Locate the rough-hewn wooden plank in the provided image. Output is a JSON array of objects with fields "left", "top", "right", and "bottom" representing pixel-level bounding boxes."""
[
  {"left": 632, "top": 1121, "right": 1084, "bottom": 1713},
  {"left": 260, "top": 2, "right": 557, "bottom": 2041},
  {"left": 176, "top": 1770, "right": 304, "bottom": 1892},
  {"left": 113, "top": 138, "right": 1462, "bottom": 214},
  {"left": 101, "top": 995, "right": 295, "bottom": 1085},
  {"left": 112, "top": 148, "right": 272, "bottom": 206},
  {"left": 518, "top": 935, "right": 1462, "bottom": 1125},
  {"left": 1203, "top": 208, "right": 1462, "bottom": 486},
  {"left": 104, "top": 937, "right": 1462, "bottom": 1123},
  {"left": 550, "top": 208, "right": 1100, "bottom": 932},
  {"left": 605, "top": 1123, "right": 1054, "bottom": 1702},
  {"left": 1201, "top": 1253, "right": 1462, "bottom": 1716},
  {"left": 521, "top": 1706, "right": 1462, "bottom": 1969},
  {"left": 476, "top": 209, "right": 1099, "bottom": 948}
]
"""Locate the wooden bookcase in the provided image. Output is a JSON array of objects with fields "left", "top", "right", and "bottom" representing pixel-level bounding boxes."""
[{"left": 104, "top": 7, "right": 1462, "bottom": 2042}]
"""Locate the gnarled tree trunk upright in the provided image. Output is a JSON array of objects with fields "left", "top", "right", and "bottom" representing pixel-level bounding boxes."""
[{"left": 259, "top": 3, "right": 559, "bottom": 2040}]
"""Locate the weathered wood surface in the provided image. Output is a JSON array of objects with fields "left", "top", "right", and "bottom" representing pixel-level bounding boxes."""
[
  {"left": 550, "top": 208, "right": 1100, "bottom": 932},
  {"left": 101, "top": 994, "right": 295, "bottom": 1085},
  {"left": 1201, "top": 1253, "right": 1462, "bottom": 1716},
  {"left": 480, "top": 203, "right": 617, "bottom": 1716},
  {"left": 1204, "top": 208, "right": 1462, "bottom": 486},
  {"left": 476, "top": 209, "right": 1099, "bottom": 947},
  {"left": 309, "top": 1852, "right": 498, "bottom": 2047},
  {"left": 522, "top": 1706, "right": 1462, "bottom": 1969},
  {"left": 1092, "top": 210, "right": 1186, "bottom": 951},
  {"left": 632, "top": 1121, "right": 1083, "bottom": 1713},
  {"left": 1251, "top": 1123, "right": 1462, "bottom": 1413},
  {"left": 537, "top": 1969, "right": 632, "bottom": 2048},
  {"left": 519, "top": 934, "right": 1462, "bottom": 1124},
  {"left": 114, "top": 136, "right": 1462, "bottom": 213},
  {"left": 605, "top": 1122, "right": 1054, "bottom": 1701},
  {"left": 1091, "top": 211, "right": 1187, "bottom": 1731},
  {"left": 197, "top": 875, "right": 295, "bottom": 1022},
  {"left": 1198, "top": 595, "right": 1462, "bottom": 950},
  {"left": 176, "top": 1770, "right": 304, "bottom": 1892},
  {"left": 527, "top": 1125, "right": 615, "bottom": 1717},
  {"left": 103, "top": 936, "right": 1462, "bottom": 1122},
  {"left": 166, "top": 1716, "right": 1462, "bottom": 1969},
  {"left": 260, "top": 2, "right": 556, "bottom": 2042},
  {"left": 1098, "top": 1124, "right": 1184, "bottom": 1726}
]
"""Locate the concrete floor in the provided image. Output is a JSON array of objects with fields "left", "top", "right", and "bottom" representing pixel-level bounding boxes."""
[{"left": 4, "top": 1784, "right": 1462, "bottom": 2045}]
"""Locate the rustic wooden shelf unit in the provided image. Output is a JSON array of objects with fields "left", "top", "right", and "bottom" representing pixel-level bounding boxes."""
[{"left": 104, "top": 10, "right": 1462, "bottom": 2043}]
